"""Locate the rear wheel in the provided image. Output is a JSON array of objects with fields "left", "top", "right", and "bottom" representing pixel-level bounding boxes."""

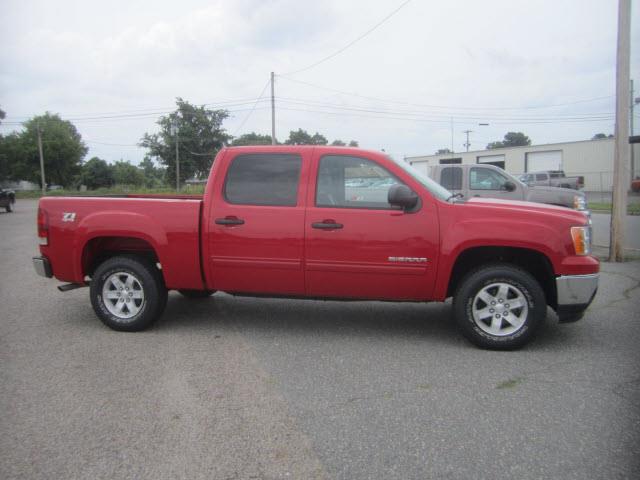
[
  {"left": 5, "top": 203, "right": 12, "bottom": 213},
  {"left": 453, "top": 264, "right": 546, "bottom": 349},
  {"left": 90, "top": 255, "right": 167, "bottom": 331},
  {"left": 178, "top": 289, "right": 215, "bottom": 299}
]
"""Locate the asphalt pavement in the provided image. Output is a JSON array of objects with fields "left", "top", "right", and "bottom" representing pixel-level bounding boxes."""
[
  {"left": 1, "top": 200, "right": 639, "bottom": 480},
  {"left": 590, "top": 212, "right": 640, "bottom": 250}
]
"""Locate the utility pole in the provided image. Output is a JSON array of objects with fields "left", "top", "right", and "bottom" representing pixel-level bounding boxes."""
[
  {"left": 37, "top": 122, "right": 46, "bottom": 195},
  {"left": 450, "top": 117, "right": 454, "bottom": 155},
  {"left": 463, "top": 130, "right": 473, "bottom": 152},
  {"left": 610, "top": 0, "right": 631, "bottom": 262},
  {"left": 271, "top": 72, "right": 276, "bottom": 145},
  {"left": 631, "top": 79, "right": 635, "bottom": 179},
  {"left": 172, "top": 120, "right": 180, "bottom": 192}
]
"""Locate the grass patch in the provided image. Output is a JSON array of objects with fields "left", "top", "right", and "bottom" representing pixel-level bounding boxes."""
[
  {"left": 15, "top": 185, "right": 205, "bottom": 199},
  {"left": 496, "top": 377, "right": 524, "bottom": 389},
  {"left": 588, "top": 202, "right": 640, "bottom": 215}
]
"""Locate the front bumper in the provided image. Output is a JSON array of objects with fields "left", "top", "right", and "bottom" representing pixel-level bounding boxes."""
[
  {"left": 555, "top": 273, "right": 598, "bottom": 322},
  {"left": 33, "top": 256, "right": 52, "bottom": 278}
]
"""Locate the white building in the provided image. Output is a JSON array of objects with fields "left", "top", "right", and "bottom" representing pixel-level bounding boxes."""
[{"left": 405, "top": 138, "right": 639, "bottom": 192}]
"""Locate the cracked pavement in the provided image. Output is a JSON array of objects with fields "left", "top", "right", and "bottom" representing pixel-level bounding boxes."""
[{"left": 1, "top": 200, "right": 639, "bottom": 479}]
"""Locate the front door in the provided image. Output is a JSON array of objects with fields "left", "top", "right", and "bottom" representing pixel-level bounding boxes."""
[
  {"left": 206, "top": 150, "right": 309, "bottom": 295},
  {"left": 304, "top": 152, "right": 439, "bottom": 301}
]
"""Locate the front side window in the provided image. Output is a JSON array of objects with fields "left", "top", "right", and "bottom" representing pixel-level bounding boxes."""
[
  {"left": 535, "top": 173, "right": 548, "bottom": 181},
  {"left": 470, "top": 167, "right": 509, "bottom": 190},
  {"left": 224, "top": 154, "right": 301, "bottom": 206},
  {"left": 316, "top": 155, "right": 402, "bottom": 209}
]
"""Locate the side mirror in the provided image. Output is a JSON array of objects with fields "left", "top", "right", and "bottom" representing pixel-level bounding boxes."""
[
  {"left": 388, "top": 184, "right": 418, "bottom": 211},
  {"left": 503, "top": 181, "right": 516, "bottom": 192}
]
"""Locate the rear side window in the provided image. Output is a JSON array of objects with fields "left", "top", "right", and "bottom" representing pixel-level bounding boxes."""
[
  {"left": 440, "top": 167, "right": 462, "bottom": 190},
  {"left": 535, "top": 173, "right": 547, "bottom": 181},
  {"left": 224, "top": 154, "right": 301, "bottom": 206}
]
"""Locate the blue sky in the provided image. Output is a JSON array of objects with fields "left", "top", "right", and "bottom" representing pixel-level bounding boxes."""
[{"left": 1, "top": 0, "right": 638, "bottom": 164}]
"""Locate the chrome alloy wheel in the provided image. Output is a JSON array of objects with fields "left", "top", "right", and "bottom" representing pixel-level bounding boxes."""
[
  {"left": 101, "top": 271, "right": 145, "bottom": 320},
  {"left": 471, "top": 282, "right": 528, "bottom": 337}
]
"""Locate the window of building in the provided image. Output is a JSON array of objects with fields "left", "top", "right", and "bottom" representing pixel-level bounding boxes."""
[
  {"left": 440, "top": 166, "right": 463, "bottom": 190},
  {"left": 439, "top": 158, "right": 462, "bottom": 164},
  {"left": 316, "top": 155, "right": 402, "bottom": 209},
  {"left": 224, "top": 154, "right": 302, "bottom": 206}
]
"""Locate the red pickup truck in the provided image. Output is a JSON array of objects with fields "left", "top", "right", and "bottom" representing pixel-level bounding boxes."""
[{"left": 33, "top": 146, "right": 599, "bottom": 349}]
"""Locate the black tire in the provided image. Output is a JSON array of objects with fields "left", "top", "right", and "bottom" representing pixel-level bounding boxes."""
[
  {"left": 178, "top": 289, "right": 215, "bottom": 299},
  {"left": 5, "top": 203, "right": 12, "bottom": 213},
  {"left": 90, "top": 255, "right": 167, "bottom": 331},
  {"left": 453, "top": 264, "right": 546, "bottom": 350}
]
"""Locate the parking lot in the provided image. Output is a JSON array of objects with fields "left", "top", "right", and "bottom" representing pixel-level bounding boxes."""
[{"left": 1, "top": 200, "right": 639, "bottom": 479}]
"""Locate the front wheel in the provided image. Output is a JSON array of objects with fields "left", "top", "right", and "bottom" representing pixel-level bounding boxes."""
[
  {"left": 5, "top": 203, "right": 12, "bottom": 213},
  {"left": 453, "top": 264, "right": 546, "bottom": 349},
  {"left": 90, "top": 255, "right": 167, "bottom": 331}
]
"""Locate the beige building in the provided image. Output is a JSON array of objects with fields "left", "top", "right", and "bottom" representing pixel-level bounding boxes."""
[{"left": 405, "top": 138, "right": 639, "bottom": 192}]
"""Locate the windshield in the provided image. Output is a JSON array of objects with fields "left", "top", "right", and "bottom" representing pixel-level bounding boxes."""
[{"left": 392, "top": 158, "right": 452, "bottom": 201}]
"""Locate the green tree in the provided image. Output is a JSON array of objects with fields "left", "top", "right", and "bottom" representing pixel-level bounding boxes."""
[
  {"left": 487, "top": 132, "right": 531, "bottom": 149},
  {"left": 0, "top": 107, "right": 5, "bottom": 125},
  {"left": 436, "top": 148, "right": 452, "bottom": 154},
  {"left": 0, "top": 133, "right": 24, "bottom": 182},
  {"left": 112, "top": 160, "right": 144, "bottom": 186},
  {"left": 139, "top": 156, "right": 165, "bottom": 187},
  {"left": 3, "top": 113, "right": 87, "bottom": 187},
  {"left": 231, "top": 132, "right": 274, "bottom": 146},
  {"left": 284, "top": 129, "right": 328, "bottom": 145},
  {"left": 80, "top": 157, "right": 114, "bottom": 189},
  {"left": 592, "top": 133, "right": 613, "bottom": 140},
  {"left": 331, "top": 139, "right": 346, "bottom": 146},
  {"left": 348, "top": 140, "right": 359, "bottom": 147},
  {"left": 140, "top": 98, "right": 230, "bottom": 184}
]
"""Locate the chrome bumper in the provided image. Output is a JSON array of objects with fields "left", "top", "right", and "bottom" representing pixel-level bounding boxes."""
[
  {"left": 556, "top": 273, "right": 598, "bottom": 306},
  {"left": 33, "top": 256, "right": 52, "bottom": 278}
]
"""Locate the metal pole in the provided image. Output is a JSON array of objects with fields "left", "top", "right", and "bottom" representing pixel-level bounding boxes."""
[
  {"left": 271, "top": 72, "right": 276, "bottom": 145},
  {"left": 37, "top": 122, "right": 46, "bottom": 195},
  {"left": 609, "top": 0, "right": 631, "bottom": 262},
  {"left": 631, "top": 79, "right": 635, "bottom": 178},
  {"left": 463, "top": 130, "right": 473, "bottom": 152}
]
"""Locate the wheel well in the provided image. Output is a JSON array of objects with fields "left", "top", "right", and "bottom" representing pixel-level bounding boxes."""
[
  {"left": 82, "top": 236, "right": 160, "bottom": 278},
  {"left": 447, "top": 246, "right": 556, "bottom": 307}
]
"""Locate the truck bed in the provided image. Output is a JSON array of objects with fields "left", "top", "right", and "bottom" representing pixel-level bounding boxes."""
[{"left": 38, "top": 195, "right": 205, "bottom": 290}]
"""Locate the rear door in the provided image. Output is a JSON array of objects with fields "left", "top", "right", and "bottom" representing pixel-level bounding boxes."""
[
  {"left": 205, "top": 150, "right": 309, "bottom": 295},
  {"left": 304, "top": 151, "right": 439, "bottom": 300}
]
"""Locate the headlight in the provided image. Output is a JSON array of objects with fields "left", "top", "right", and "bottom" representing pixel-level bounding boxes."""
[
  {"left": 571, "top": 226, "right": 591, "bottom": 255},
  {"left": 573, "top": 195, "right": 586, "bottom": 210}
]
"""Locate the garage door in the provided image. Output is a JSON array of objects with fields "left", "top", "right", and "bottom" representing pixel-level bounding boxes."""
[
  {"left": 526, "top": 150, "right": 562, "bottom": 172},
  {"left": 477, "top": 154, "right": 505, "bottom": 169}
]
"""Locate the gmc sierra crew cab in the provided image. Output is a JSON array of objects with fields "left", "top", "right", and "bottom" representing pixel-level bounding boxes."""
[
  {"left": 33, "top": 146, "right": 599, "bottom": 349},
  {"left": 427, "top": 164, "right": 588, "bottom": 212}
]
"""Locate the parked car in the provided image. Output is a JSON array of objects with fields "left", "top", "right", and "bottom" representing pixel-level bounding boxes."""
[
  {"left": 428, "top": 164, "right": 588, "bottom": 212},
  {"left": 0, "top": 189, "right": 16, "bottom": 212},
  {"left": 32, "top": 146, "right": 598, "bottom": 349},
  {"left": 519, "top": 171, "right": 584, "bottom": 190},
  {"left": 632, "top": 177, "right": 640, "bottom": 193}
]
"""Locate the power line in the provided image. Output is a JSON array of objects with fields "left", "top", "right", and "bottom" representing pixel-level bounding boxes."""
[
  {"left": 282, "top": 0, "right": 412, "bottom": 76},
  {"left": 231, "top": 79, "right": 271, "bottom": 137},
  {"left": 277, "top": 75, "right": 615, "bottom": 111},
  {"left": 275, "top": 96, "right": 613, "bottom": 121}
]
